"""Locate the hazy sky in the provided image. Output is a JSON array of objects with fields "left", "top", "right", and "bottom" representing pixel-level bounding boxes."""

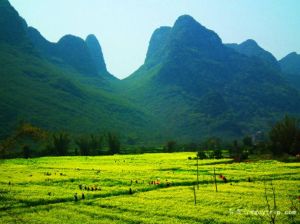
[{"left": 9, "top": 0, "right": 300, "bottom": 79}]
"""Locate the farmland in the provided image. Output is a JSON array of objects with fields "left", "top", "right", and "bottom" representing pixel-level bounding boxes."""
[{"left": 0, "top": 153, "right": 299, "bottom": 223}]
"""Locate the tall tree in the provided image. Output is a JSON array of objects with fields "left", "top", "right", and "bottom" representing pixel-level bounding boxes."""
[
  {"left": 107, "top": 133, "right": 120, "bottom": 155},
  {"left": 269, "top": 115, "right": 300, "bottom": 155},
  {"left": 75, "top": 137, "right": 90, "bottom": 156},
  {"left": 89, "top": 134, "right": 102, "bottom": 155},
  {"left": 52, "top": 133, "right": 70, "bottom": 156}
]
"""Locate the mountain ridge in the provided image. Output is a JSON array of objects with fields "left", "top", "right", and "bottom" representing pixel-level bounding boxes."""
[
  {"left": 226, "top": 39, "right": 281, "bottom": 71},
  {"left": 1, "top": 1, "right": 300, "bottom": 145},
  {"left": 0, "top": 0, "right": 157, "bottom": 144},
  {"left": 123, "top": 15, "right": 300, "bottom": 141},
  {"left": 279, "top": 52, "right": 300, "bottom": 90}
]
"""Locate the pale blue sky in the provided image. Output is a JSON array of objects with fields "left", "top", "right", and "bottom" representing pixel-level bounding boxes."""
[{"left": 9, "top": 0, "right": 300, "bottom": 79}]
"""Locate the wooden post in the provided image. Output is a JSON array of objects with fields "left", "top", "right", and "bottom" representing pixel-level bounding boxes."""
[
  {"left": 213, "top": 167, "right": 218, "bottom": 192},
  {"left": 193, "top": 185, "right": 197, "bottom": 205},
  {"left": 197, "top": 155, "right": 199, "bottom": 189}
]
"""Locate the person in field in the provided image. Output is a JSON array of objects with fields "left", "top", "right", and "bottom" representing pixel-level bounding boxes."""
[{"left": 219, "top": 174, "right": 227, "bottom": 183}]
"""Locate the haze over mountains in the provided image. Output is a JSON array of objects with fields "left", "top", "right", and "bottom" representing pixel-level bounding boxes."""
[{"left": 0, "top": 0, "right": 299, "bottom": 144}]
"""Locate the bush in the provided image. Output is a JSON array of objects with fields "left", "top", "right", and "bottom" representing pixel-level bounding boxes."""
[
  {"left": 197, "top": 150, "right": 207, "bottom": 160},
  {"left": 213, "top": 148, "right": 223, "bottom": 159}
]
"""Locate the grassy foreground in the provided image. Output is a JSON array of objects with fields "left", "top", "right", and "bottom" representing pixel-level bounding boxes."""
[{"left": 0, "top": 153, "right": 299, "bottom": 224}]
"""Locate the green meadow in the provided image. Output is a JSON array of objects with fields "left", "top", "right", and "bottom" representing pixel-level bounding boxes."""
[{"left": 0, "top": 153, "right": 299, "bottom": 224}]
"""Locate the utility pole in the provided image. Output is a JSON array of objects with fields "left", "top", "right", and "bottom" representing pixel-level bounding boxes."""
[
  {"left": 193, "top": 185, "right": 197, "bottom": 205},
  {"left": 197, "top": 155, "right": 199, "bottom": 189},
  {"left": 213, "top": 167, "right": 218, "bottom": 192}
]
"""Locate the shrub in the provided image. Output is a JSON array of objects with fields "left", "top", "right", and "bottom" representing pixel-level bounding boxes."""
[
  {"left": 213, "top": 148, "right": 223, "bottom": 159},
  {"left": 197, "top": 150, "right": 207, "bottom": 160}
]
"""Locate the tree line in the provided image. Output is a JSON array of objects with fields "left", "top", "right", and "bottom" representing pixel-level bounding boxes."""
[
  {"left": 0, "top": 115, "right": 299, "bottom": 159},
  {"left": 164, "top": 115, "right": 300, "bottom": 160},
  {"left": 0, "top": 122, "right": 120, "bottom": 158}
]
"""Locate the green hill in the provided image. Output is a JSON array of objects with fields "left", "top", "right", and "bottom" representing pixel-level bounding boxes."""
[
  {"left": 123, "top": 15, "right": 300, "bottom": 141},
  {"left": 0, "top": 0, "right": 156, "bottom": 143},
  {"left": 1, "top": 2, "right": 300, "bottom": 146}
]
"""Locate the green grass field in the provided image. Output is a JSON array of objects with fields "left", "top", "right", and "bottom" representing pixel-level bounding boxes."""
[{"left": 0, "top": 153, "right": 299, "bottom": 223}]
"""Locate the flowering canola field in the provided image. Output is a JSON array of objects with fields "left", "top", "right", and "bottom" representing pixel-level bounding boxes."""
[{"left": 0, "top": 153, "right": 299, "bottom": 223}]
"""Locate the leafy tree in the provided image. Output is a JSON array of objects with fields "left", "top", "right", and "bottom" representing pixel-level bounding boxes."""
[
  {"left": 269, "top": 115, "right": 300, "bottom": 155},
  {"left": 89, "top": 134, "right": 102, "bottom": 155},
  {"left": 230, "top": 140, "right": 249, "bottom": 161},
  {"left": 52, "top": 133, "right": 70, "bottom": 156},
  {"left": 0, "top": 122, "right": 48, "bottom": 158},
  {"left": 231, "top": 140, "right": 241, "bottom": 162},
  {"left": 253, "top": 141, "right": 268, "bottom": 154},
  {"left": 213, "top": 148, "right": 223, "bottom": 159},
  {"left": 75, "top": 137, "right": 90, "bottom": 156},
  {"left": 75, "top": 134, "right": 102, "bottom": 156},
  {"left": 197, "top": 150, "right": 207, "bottom": 160},
  {"left": 202, "top": 137, "right": 222, "bottom": 159},
  {"left": 107, "top": 133, "right": 120, "bottom": 155}
]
